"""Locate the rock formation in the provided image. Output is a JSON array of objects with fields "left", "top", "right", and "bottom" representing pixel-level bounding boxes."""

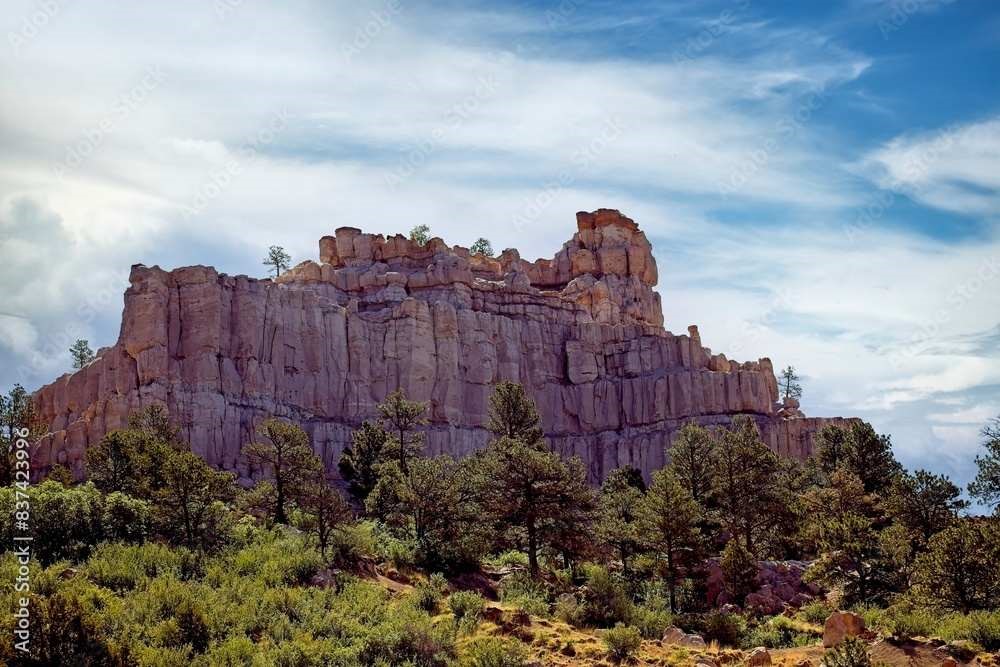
[{"left": 31, "top": 209, "right": 856, "bottom": 484}]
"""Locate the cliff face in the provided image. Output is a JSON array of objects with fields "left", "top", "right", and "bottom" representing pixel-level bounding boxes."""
[{"left": 32, "top": 209, "right": 855, "bottom": 483}]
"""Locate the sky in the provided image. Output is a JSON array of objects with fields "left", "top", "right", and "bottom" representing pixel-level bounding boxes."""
[{"left": 1, "top": 0, "right": 998, "bottom": 501}]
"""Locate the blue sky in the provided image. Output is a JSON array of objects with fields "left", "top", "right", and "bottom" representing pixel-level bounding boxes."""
[{"left": 1, "top": 0, "right": 998, "bottom": 502}]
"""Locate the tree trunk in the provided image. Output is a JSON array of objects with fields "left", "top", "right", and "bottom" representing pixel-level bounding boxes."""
[
  {"left": 276, "top": 476, "right": 287, "bottom": 524},
  {"left": 527, "top": 519, "right": 539, "bottom": 578}
]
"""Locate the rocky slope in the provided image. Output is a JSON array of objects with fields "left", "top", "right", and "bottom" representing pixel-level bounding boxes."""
[{"left": 31, "top": 209, "right": 855, "bottom": 483}]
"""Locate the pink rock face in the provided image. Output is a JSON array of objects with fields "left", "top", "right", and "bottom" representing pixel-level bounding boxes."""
[{"left": 31, "top": 209, "right": 858, "bottom": 484}]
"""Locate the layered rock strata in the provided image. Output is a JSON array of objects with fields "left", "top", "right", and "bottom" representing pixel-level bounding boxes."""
[{"left": 32, "top": 209, "right": 855, "bottom": 483}]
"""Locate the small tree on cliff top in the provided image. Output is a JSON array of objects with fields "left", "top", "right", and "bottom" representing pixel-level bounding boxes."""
[
  {"left": 780, "top": 365, "right": 802, "bottom": 401},
  {"left": 409, "top": 224, "right": 430, "bottom": 246},
  {"left": 70, "top": 339, "right": 95, "bottom": 369},
  {"left": 470, "top": 238, "right": 493, "bottom": 256},
  {"left": 243, "top": 418, "right": 321, "bottom": 524},
  {"left": 263, "top": 245, "right": 291, "bottom": 277}
]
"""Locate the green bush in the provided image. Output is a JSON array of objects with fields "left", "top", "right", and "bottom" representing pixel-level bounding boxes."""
[
  {"left": 83, "top": 542, "right": 187, "bottom": 592},
  {"left": 742, "top": 616, "right": 816, "bottom": 649},
  {"left": 799, "top": 600, "right": 834, "bottom": 625},
  {"left": 414, "top": 573, "right": 449, "bottom": 613},
  {"left": 463, "top": 636, "right": 528, "bottom": 667},
  {"left": 701, "top": 611, "right": 747, "bottom": 648},
  {"left": 554, "top": 594, "right": 585, "bottom": 626},
  {"left": 820, "top": 637, "right": 871, "bottom": 667},
  {"left": 102, "top": 491, "right": 152, "bottom": 543},
  {"left": 580, "top": 564, "right": 630, "bottom": 627},
  {"left": 938, "top": 610, "right": 1000, "bottom": 651},
  {"left": 485, "top": 550, "right": 530, "bottom": 570},
  {"left": 603, "top": 623, "right": 642, "bottom": 663},
  {"left": 626, "top": 601, "right": 674, "bottom": 640},
  {"left": 449, "top": 590, "right": 486, "bottom": 623}
]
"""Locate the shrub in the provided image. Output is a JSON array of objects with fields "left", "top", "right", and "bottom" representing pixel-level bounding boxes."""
[
  {"left": 486, "top": 550, "right": 529, "bottom": 570},
  {"left": 604, "top": 623, "right": 642, "bottom": 663},
  {"left": 101, "top": 492, "right": 152, "bottom": 543},
  {"left": 939, "top": 610, "right": 1000, "bottom": 651},
  {"left": 820, "top": 637, "right": 871, "bottom": 667},
  {"left": 580, "top": 564, "right": 630, "bottom": 627},
  {"left": 701, "top": 612, "right": 747, "bottom": 648},
  {"left": 83, "top": 542, "right": 187, "bottom": 592},
  {"left": 800, "top": 600, "right": 834, "bottom": 625},
  {"left": 463, "top": 636, "right": 528, "bottom": 667},
  {"left": 449, "top": 591, "right": 485, "bottom": 624},
  {"left": 414, "top": 573, "right": 449, "bottom": 613},
  {"left": 499, "top": 571, "right": 550, "bottom": 618},
  {"left": 883, "top": 606, "right": 938, "bottom": 639},
  {"left": 555, "top": 594, "right": 585, "bottom": 626},
  {"left": 743, "top": 616, "right": 816, "bottom": 649},
  {"left": 626, "top": 602, "right": 673, "bottom": 640}
]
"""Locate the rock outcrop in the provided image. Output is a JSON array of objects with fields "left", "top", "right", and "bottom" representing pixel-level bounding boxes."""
[{"left": 31, "top": 209, "right": 857, "bottom": 484}]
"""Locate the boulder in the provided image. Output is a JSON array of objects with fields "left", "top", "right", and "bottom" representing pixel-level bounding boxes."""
[
  {"left": 746, "top": 647, "right": 772, "bottom": 666},
  {"left": 823, "top": 611, "right": 866, "bottom": 648},
  {"left": 662, "top": 626, "right": 707, "bottom": 648}
]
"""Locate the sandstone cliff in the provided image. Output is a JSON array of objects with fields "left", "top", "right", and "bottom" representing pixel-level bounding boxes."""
[{"left": 31, "top": 209, "right": 855, "bottom": 483}]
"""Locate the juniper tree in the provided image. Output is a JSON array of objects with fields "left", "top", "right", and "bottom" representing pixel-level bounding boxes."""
[
  {"left": 409, "top": 224, "right": 430, "bottom": 246},
  {"left": 470, "top": 238, "right": 493, "bottom": 256},
  {"left": 885, "top": 469, "right": 968, "bottom": 549}
]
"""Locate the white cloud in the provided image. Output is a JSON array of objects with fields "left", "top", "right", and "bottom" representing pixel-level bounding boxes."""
[{"left": 860, "top": 116, "right": 1000, "bottom": 219}]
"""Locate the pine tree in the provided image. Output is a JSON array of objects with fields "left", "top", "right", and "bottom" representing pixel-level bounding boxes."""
[
  {"left": 0, "top": 384, "right": 45, "bottom": 485},
  {"left": 243, "top": 418, "right": 321, "bottom": 524},
  {"left": 779, "top": 365, "right": 802, "bottom": 401},
  {"left": 69, "top": 339, "right": 95, "bottom": 368},
  {"left": 912, "top": 520, "right": 1000, "bottom": 612},
  {"left": 263, "top": 245, "right": 291, "bottom": 277},
  {"left": 298, "top": 471, "right": 353, "bottom": 559},
  {"left": 668, "top": 422, "right": 716, "bottom": 506},
  {"left": 486, "top": 381, "right": 544, "bottom": 445},
  {"left": 641, "top": 468, "right": 702, "bottom": 612},
  {"left": 474, "top": 437, "right": 595, "bottom": 578},
  {"left": 712, "top": 416, "right": 784, "bottom": 554},
  {"left": 885, "top": 469, "right": 968, "bottom": 548},
  {"left": 596, "top": 467, "right": 647, "bottom": 579},
  {"left": 969, "top": 417, "right": 1000, "bottom": 514},
  {"left": 338, "top": 421, "right": 391, "bottom": 501},
  {"left": 377, "top": 389, "right": 428, "bottom": 474}
]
